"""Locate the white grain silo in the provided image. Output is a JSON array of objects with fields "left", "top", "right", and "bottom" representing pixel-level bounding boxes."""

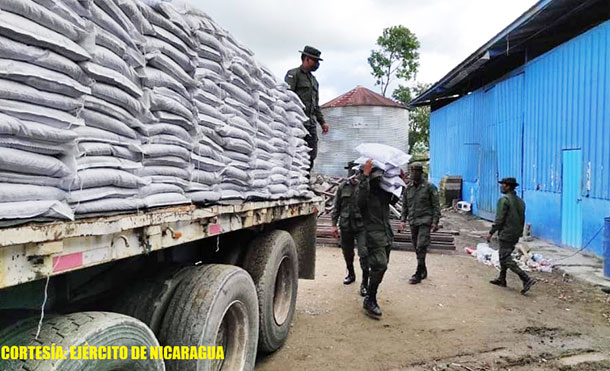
[{"left": 314, "top": 86, "right": 409, "bottom": 176}]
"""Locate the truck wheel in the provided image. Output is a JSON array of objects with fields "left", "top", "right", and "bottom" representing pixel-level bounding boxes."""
[
  {"left": 113, "top": 265, "right": 196, "bottom": 334},
  {"left": 243, "top": 230, "right": 298, "bottom": 353},
  {"left": 279, "top": 214, "right": 316, "bottom": 279},
  {"left": 0, "top": 312, "right": 164, "bottom": 371},
  {"left": 159, "top": 264, "right": 258, "bottom": 371}
]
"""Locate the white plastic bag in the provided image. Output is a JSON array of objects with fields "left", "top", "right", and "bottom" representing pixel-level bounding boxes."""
[{"left": 355, "top": 143, "right": 411, "bottom": 167}]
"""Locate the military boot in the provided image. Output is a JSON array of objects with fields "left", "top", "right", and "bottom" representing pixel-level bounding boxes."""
[
  {"left": 409, "top": 263, "right": 422, "bottom": 284},
  {"left": 521, "top": 277, "right": 537, "bottom": 295},
  {"left": 489, "top": 269, "right": 507, "bottom": 287},
  {"left": 343, "top": 265, "right": 356, "bottom": 285},
  {"left": 419, "top": 258, "right": 428, "bottom": 280},
  {"left": 360, "top": 270, "right": 369, "bottom": 297},
  {"left": 489, "top": 278, "right": 507, "bottom": 287},
  {"left": 363, "top": 294, "right": 382, "bottom": 317}
]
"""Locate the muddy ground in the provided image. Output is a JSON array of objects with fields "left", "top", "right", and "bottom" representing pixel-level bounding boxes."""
[{"left": 256, "top": 212, "right": 610, "bottom": 370}]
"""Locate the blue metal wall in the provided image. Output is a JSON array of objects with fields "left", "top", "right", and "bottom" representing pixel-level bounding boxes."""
[{"left": 430, "top": 19, "right": 610, "bottom": 256}]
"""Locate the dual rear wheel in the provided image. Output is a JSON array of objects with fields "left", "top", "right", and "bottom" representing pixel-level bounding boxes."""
[{"left": 0, "top": 230, "right": 299, "bottom": 371}]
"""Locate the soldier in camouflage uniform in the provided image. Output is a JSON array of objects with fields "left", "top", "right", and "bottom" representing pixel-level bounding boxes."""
[
  {"left": 284, "top": 46, "right": 330, "bottom": 173},
  {"left": 331, "top": 161, "right": 369, "bottom": 296},
  {"left": 358, "top": 160, "right": 399, "bottom": 317},
  {"left": 400, "top": 162, "right": 441, "bottom": 285},
  {"left": 487, "top": 178, "right": 537, "bottom": 295}
]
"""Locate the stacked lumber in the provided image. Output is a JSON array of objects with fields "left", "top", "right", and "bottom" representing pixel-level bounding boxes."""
[{"left": 316, "top": 216, "right": 457, "bottom": 251}]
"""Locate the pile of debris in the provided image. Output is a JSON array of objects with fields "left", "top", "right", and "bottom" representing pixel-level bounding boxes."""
[
  {"left": 311, "top": 174, "right": 343, "bottom": 216},
  {"left": 465, "top": 243, "right": 553, "bottom": 273}
]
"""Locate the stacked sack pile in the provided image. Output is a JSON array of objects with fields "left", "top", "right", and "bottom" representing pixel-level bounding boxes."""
[
  {"left": 354, "top": 143, "right": 411, "bottom": 197},
  {"left": 0, "top": 0, "right": 313, "bottom": 223},
  {"left": 72, "top": 0, "right": 150, "bottom": 215},
  {"left": 137, "top": 1, "right": 197, "bottom": 208},
  {"left": 0, "top": 0, "right": 93, "bottom": 222}
]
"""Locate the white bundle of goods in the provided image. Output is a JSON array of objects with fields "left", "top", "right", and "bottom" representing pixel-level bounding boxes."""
[
  {"left": 0, "top": 0, "right": 314, "bottom": 223},
  {"left": 355, "top": 143, "right": 411, "bottom": 197}
]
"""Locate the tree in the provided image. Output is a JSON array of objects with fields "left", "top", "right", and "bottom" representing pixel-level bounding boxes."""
[
  {"left": 392, "top": 82, "right": 431, "bottom": 155},
  {"left": 368, "top": 25, "right": 420, "bottom": 97}
]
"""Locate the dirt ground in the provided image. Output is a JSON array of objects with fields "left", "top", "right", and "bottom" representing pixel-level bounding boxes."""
[{"left": 256, "top": 212, "right": 610, "bottom": 370}]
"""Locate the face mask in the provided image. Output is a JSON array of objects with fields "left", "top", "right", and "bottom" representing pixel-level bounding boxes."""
[{"left": 310, "top": 59, "right": 320, "bottom": 71}]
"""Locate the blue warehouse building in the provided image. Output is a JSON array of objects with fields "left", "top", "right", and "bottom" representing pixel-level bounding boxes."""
[{"left": 410, "top": 0, "right": 610, "bottom": 256}]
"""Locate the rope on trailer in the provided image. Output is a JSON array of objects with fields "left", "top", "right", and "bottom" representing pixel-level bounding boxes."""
[{"left": 35, "top": 256, "right": 62, "bottom": 340}]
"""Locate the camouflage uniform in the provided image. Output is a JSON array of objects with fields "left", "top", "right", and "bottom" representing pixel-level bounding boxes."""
[
  {"left": 332, "top": 178, "right": 368, "bottom": 284},
  {"left": 401, "top": 178, "right": 441, "bottom": 280},
  {"left": 284, "top": 66, "right": 325, "bottom": 172},
  {"left": 490, "top": 189, "right": 530, "bottom": 283},
  {"left": 358, "top": 171, "right": 397, "bottom": 300}
]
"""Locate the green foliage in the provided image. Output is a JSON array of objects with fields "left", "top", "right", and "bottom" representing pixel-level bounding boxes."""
[
  {"left": 393, "top": 82, "right": 431, "bottom": 154},
  {"left": 368, "top": 25, "right": 420, "bottom": 97}
]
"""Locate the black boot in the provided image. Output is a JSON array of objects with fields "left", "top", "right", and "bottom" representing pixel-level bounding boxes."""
[
  {"left": 363, "top": 294, "right": 382, "bottom": 317},
  {"left": 409, "top": 263, "right": 422, "bottom": 284},
  {"left": 410, "top": 264, "right": 420, "bottom": 281},
  {"left": 420, "top": 258, "right": 428, "bottom": 280},
  {"left": 521, "top": 277, "right": 537, "bottom": 295},
  {"left": 360, "top": 269, "right": 369, "bottom": 296},
  {"left": 490, "top": 268, "right": 507, "bottom": 287},
  {"left": 343, "top": 265, "right": 355, "bottom": 285},
  {"left": 489, "top": 278, "right": 507, "bottom": 287}
]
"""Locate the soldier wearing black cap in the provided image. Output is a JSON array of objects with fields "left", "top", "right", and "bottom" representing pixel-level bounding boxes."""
[
  {"left": 400, "top": 162, "right": 441, "bottom": 284},
  {"left": 331, "top": 161, "right": 368, "bottom": 296},
  {"left": 487, "top": 177, "right": 537, "bottom": 295},
  {"left": 285, "top": 46, "right": 330, "bottom": 173},
  {"left": 358, "top": 159, "right": 399, "bottom": 317}
]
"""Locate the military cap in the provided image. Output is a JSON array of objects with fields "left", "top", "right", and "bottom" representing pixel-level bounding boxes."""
[
  {"left": 344, "top": 160, "right": 356, "bottom": 169},
  {"left": 498, "top": 177, "right": 519, "bottom": 187},
  {"left": 299, "top": 45, "right": 323, "bottom": 61},
  {"left": 409, "top": 162, "right": 424, "bottom": 171}
]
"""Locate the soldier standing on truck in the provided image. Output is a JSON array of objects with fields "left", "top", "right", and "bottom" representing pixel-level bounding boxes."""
[
  {"left": 486, "top": 177, "right": 537, "bottom": 295},
  {"left": 400, "top": 162, "right": 441, "bottom": 285},
  {"left": 359, "top": 159, "right": 399, "bottom": 317},
  {"left": 285, "top": 45, "right": 330, "bottom": 174},
  {"left": 331, "top": 161, "right": 369, "bottom": 297}
]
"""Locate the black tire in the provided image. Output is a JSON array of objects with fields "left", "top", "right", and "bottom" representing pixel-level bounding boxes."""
[
  {"left": 159, "top": 264, "right": 258, "bottom": 371},
  {"left": 243, "top": 230, "right": 298, "bottom": 353},
  {"left": 0, "top": 312, "right": 164, "bottom": 371},
  {"left": 279, "top": 214, "right": 316, "bottom": 279},
  {"left": 112, "top": 265, "right": 196, "bottom": 334}
]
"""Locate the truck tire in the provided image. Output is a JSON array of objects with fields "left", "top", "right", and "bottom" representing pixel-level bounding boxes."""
[
  {"left": 243, "top": 230, "right": 298, "bottom": 353},
  {"left": 112, "top": 265, "right": 196, "bottom": 334},
  {"left": 279, "top": 214, "right": 316, "bottom": 279},
  {"left": 159, "top": 264, "right": 258, "bottom": 371},
  {"left": 0, "top": 312, "right": 164, "bottom": 371}
]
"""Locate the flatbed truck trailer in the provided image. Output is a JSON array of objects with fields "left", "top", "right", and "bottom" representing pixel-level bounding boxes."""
[{"left": 0, "top": 197, "right": 321, "bottom": 371}]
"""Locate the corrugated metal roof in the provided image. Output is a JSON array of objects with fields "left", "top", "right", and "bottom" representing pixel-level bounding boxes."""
[
  {"left": 321, "top": 86, "right": 406, "bottom": 109},
  {"left": 410, "top": 0, "right": 610, "bottom": 109}
]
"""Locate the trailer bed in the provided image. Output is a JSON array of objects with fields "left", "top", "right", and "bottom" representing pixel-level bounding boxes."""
[{"left": 0, "top": 198, "right": 320, "bottom": 290}]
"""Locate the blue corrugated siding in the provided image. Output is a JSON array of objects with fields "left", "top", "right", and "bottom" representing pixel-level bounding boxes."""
[
  {"left": 524, "top": 21, "right": 609, "bottom": 198},
  {"left": 429, "top": 19, "right": 610, "bottom": 255}
]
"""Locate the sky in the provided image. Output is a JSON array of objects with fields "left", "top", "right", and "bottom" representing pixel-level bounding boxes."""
[{"left": 190, "top": 0, "right": 539, "bottom": 104}]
